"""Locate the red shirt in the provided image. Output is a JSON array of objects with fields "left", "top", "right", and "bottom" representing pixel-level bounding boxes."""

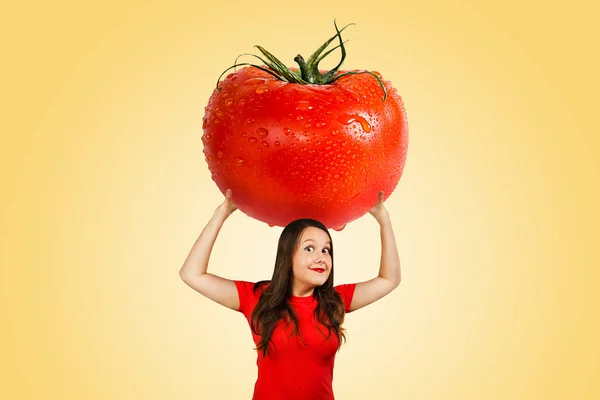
[{"left": 235, "top": 281, "right": 356, "bottom": 400}]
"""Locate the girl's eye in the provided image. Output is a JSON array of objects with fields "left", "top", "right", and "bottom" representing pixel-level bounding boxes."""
[{"left": 305, "top": 246, "right": 330, "bottom": 254}]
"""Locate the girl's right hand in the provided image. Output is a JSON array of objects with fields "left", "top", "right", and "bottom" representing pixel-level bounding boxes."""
[{"left": 215, "top": 189, "right": 238, "bottom": 218}]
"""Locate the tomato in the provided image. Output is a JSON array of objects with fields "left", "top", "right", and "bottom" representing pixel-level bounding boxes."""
[{"left": 201, "top": 23, "right": 408, "bottom": 229}]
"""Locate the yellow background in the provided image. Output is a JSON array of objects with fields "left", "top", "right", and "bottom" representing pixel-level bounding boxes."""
[{"left": 2, "top": 0, "right": 599, "bottom": 398}]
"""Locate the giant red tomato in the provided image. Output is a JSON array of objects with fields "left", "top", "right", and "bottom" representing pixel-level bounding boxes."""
[{"left": 202, "top": 23, "right": 408, "bottom": 229}]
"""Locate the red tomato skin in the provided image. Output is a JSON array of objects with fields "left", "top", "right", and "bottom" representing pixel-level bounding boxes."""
[{"left": 202, "top": 67, "right": 408, "bottom": 229}]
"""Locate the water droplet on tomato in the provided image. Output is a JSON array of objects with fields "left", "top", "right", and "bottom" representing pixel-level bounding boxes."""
[
  {"left": 245, "top": 117, "right": 255, "bottom": 125},
  {"left": 207, "top": 155, "right": 212, "bottom": 161},
  {"left": 202, "top": 119, "right": 208, "bottom": 129},
  {"left": 296, "top": 115, "right": 304, "bottom": 121},
  {"left": 248, "top": 137, "right": 257, "bottom": 144},
  {"left": 261, "top": 141, "right": 269, "bottom": 148},
  {"left": 268, "top": 223, "right": 275, "bottom": 227},
  {"left": 333, "top": 224, "right": 346, "bottom": 231},
  {"left": 338, "top": 115, "right": 372, "bottom": 133},
  {"left": 274, "top": 141, "right": 280, "bottom": 146},
  {"left": 296, "top": 100, "right": 312, "bottom": 110},
  {"left": 256, "top": 127, "right": 269, "bottom": 138},
  {"left": 225, "top": 98, "right": 234, "bottom": 106},
  {"left": 235, "top": 158, "right": 245, "bottom": 167},
  {"left": 256, "top": 85, "right": 268, "bottom": 94},
  {"left": 217, "top": 151, "right": 224, "bottom": 159},
  {"left": 244, "top": 78, "right": 267, "bottom": 86},
  {"left": 283, "top": 127, "right": 291, "bottom": 135}
]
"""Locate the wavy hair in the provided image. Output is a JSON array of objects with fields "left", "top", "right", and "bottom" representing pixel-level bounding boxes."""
[{"left": 250, "top": 219, "right": 347, "bottom": 357}]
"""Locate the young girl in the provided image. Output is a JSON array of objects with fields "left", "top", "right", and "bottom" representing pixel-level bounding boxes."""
[{"left": 179, "top": 189, "right": 401, "bottom": 400}]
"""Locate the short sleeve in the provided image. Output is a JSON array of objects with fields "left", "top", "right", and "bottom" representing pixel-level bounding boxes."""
[
  {"left": 334, "top": 283, "right": 356, "bottom": 313},
  {"left": 234, "top": 280, "right": 258, "bottom": 316}
]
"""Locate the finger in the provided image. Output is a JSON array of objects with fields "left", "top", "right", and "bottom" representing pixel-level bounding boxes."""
[
  {"left": 225, "top": 188, "right": 232, "bottom": 199},
  {"left": 378, "top": 191, "right": 384, "bottom": 203}
]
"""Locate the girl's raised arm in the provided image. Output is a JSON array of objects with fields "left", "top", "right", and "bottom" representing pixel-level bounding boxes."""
[
  {"left": 349, "top": 191, "right": 402, "bottom": 312},
  {"left": 179, "top": 189, "right": 240, "bottom": 310}
]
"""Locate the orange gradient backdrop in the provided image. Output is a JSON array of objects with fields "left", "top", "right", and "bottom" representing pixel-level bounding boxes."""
[{"left": 1, "top": 1, "right": 599, "bottom": 399}]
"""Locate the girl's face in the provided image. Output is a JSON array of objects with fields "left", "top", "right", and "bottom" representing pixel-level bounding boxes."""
[{"left": 291, "top": 226, "right": 332, "bottom": 295}]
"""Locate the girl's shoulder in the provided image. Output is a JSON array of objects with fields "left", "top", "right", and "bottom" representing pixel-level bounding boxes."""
[
  {"left": 254, "top": 280, "right": 270, "bottom": 292},
  {"left": 235, "top": 280, "right": 270, "bottom": 315},
  {"left": 234, "top": 280, "right": 270, "bottom": 290},
  {"left": 333, "top": 283, "right": 357, "bottom": 313}
]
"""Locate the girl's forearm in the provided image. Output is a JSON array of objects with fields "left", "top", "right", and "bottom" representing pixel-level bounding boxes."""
[
  {"left": 377, "top": 214, "right": 402, "bottom": 285},
  {"left": 179, "top": 208, "right": 229, "bottom": 279}
]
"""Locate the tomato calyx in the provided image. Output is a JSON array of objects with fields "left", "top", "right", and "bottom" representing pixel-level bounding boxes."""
[{"left": 215, "top": 20, "right": 388, "bottom": 101}]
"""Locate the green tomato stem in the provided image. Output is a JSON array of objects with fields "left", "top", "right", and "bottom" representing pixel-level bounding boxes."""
[{"left": 215, "top": 20, "right": 388, "bottom": 101}]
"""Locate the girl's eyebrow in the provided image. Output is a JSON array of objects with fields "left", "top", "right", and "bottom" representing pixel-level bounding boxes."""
[{"left": 301, "top": 239, "right": 331, "bottom": 245}]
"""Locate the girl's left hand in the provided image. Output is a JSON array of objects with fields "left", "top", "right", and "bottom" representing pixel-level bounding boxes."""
[{"left": 368, "top": 191, "right": 390, "bottom": 222}]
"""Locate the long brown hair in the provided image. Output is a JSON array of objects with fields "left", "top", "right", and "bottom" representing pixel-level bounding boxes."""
[{"left": 250, "top": 219, "right": 347, "bottom": 357}]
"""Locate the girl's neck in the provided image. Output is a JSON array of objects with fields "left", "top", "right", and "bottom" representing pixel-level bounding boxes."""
[{"left": 291, "top": 283, "right": 315, "bottom": 298}]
